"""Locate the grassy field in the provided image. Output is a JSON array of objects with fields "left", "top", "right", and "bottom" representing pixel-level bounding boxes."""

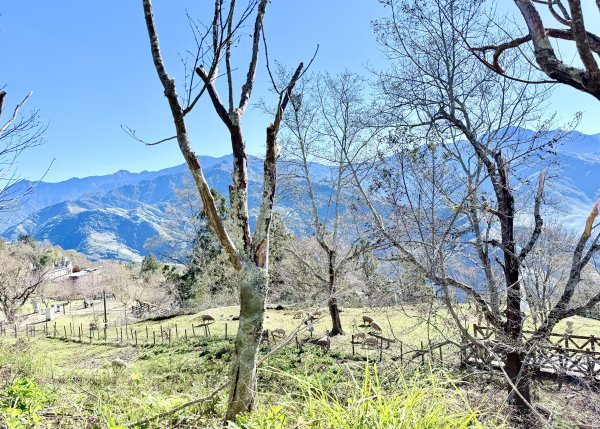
[{"left": 1, "top": 304, "right": 599, "bottom": 428}]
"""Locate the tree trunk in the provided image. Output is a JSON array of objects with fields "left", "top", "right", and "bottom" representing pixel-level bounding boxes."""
[
  {"left": 495, "top": 152, "right": 532, "bottom": 423},
  {"left": 328, "top": 297, "right": 343, "bottom": 336},
  {"left": 225, "top": 263, "right": 268, "bottom": 422},
  {"left": 505, "top": 350, "right": 532, "bottom": 425},
  {"left": 327, "top": 249, "right": 343, "bottom": 336}
]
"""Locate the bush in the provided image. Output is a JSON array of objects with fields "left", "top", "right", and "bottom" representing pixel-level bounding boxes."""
[
  {"left": 235, "top": 363, "right": 497, "bottom": 429},
  {"left": 1, "top": 378, "right": 48, "bottom": 429}
]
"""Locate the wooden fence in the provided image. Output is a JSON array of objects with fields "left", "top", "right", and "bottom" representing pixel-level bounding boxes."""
[
  {"left": 0, "top": 320, "right": 228, "bottom": 346},
  {"left": 0, "top": 320, "right": 460, "bottom": 368},
  {"left": 464, "top": 324, "right": 600, "bottom": 381}
]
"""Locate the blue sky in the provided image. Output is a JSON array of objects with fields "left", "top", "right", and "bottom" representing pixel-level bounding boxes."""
[{"left": 1, "top": 1, "right": 599, "bottom": 182}]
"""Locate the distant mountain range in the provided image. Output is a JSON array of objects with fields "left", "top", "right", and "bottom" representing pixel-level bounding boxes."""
[{"left": 1, "top": 130, "right": 599, "bottom": 261}]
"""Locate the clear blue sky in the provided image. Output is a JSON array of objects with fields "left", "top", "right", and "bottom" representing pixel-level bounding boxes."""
[{"left": 1, "top": 1, "right": 598, "bottom": 182}]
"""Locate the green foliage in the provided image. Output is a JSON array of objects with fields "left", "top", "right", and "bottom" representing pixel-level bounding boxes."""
[
  {"left": 16, "top": 234, "right": 35, "bottom": 245},
  {"left": 167, "top": 187, "right": 237, "bottom": 305},
  {"left": 1, "top": 378, "right": 49, "bottom": 428},
  {"left": 141, "top": 252, "right": 162, "bottom": 274},
  {"left": 237, "top": 363, "right": 486, "bottom": 429},
  {"left": 39, "top": 248, "right": 61, "bottom": 268}
]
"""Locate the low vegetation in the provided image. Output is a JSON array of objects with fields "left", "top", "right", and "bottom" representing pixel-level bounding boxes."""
[{"left": 1, "top": 304, "right": 599, "bottom": 427}]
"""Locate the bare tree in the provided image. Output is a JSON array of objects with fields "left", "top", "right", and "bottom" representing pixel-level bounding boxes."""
[
  {"left": 520, "top": 222, "right": 576, "bottom": 327},
  {"left": 0, "top": 240, "right": 48, "bottom": 323},
  {"left": 280, "top": 72, "right": 378, "bottom": 335},
  {"left": 0, "top": 89, "right": 46, "bottom": 217},
  {"left": 473, "top": 0, "right": 600, "bottom": 99},
  {"left": 140, "top": 0, "right": 304, "bottom": 420},
  {"left": 347, "top": 0, "right": 600, "bottom": 424}
]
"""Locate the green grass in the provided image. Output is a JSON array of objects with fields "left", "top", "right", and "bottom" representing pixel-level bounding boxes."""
[
  {"left": 0, "top": 304, "right": 503, "bottom": 428},
  {"left": 236, "top": 363, "right": 502, "bottom": 429},
  {"left": 3, "top": 303, "right": 600, "bottom": 427}
]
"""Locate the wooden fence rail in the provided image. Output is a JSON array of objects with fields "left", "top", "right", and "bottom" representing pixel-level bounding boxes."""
[{"left": 465, "top": 324, "right": 600, "bottom": 381}]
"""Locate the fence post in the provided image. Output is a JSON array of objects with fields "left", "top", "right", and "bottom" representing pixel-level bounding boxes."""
[
  {"left": 64, "top": 326, "right": 67, "bottom": 339},
  {"left": 225, "top": 323, "right": 228, "bottom": 340},
  {"left": 192, "top": 325, "right": 196, "bottom": 337},
  {"left": 400, "top": 341, "right": 403, "bottom": 364},
  {"left": 146, "top": 325, "right": 149, "bottom": 340},
  {"left": 420, "top": 341, "right": 425, "bottom": 366},
  {"left": 153, "top": 331, "right": 156, "bottom": 345},
  {"left": 135, "top": 330, "right": 138, "bottom": 347},
  {"left": 185, "top": 329, "right": 188, "bottom": 341},
  {"left": 379, "top": 338, "right": 383, "bottom": 362},
  {"left": 14, "top": 324, "right": 17, "bottom": 338},
  {"left": 175, "top": 324, "right": 178, "bottom": 339}
]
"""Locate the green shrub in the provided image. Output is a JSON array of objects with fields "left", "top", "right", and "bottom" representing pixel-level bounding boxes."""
[{"left": 1, "top": 378, "right": 49, "bottom": 429}]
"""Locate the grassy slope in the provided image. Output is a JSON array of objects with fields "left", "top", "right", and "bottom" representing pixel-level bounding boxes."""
[{"left": 1, "top": 304, "right": 599, "bottom": 428}]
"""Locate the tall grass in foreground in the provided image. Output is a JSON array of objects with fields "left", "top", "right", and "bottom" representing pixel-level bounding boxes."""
[{"left": 235, "top": 362, "right": 504, "bottom": 429}]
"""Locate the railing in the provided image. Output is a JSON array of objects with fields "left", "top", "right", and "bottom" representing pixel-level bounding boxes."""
[{"left": 465, "top": 324, "right": 600, "bottom": 381}]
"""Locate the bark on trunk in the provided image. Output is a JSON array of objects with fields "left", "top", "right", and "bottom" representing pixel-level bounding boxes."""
[
  {"left": 505, "top": 350, "right": 532, "bottom": 425},
  {"left": 496, "top": 153, "right": 532, "bottom": 422},
  {"left": 328, "top": 297, "right": 343, "bottom": 336},
  {"left": 225, "top": 263, "right": 268, "bottom": 422},
  {"left": 327, "top": 249, "right": 343, "bottom": 336}
]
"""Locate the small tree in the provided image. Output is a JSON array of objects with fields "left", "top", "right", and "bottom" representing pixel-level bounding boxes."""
[
  {"left": 141, "top": 253, "right": 161, "bottom": 274},
  {"left": 0, "top": 241, "right": 48, "bottom": 323},
  {"left": 146, "top": 184, "right": 237, "bottom": 305},
  {"left": 140, "top": 0, "right": 305, "bottom": 419},
  {"left": 280, "top": 72, "right": 378, "bottom": 335}
]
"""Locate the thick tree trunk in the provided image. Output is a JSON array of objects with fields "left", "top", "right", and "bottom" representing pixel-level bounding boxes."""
[
  {"left": 225, "top": 263, "right": 268, "bottom": 422},
  {"left": 495, "top": 153, "right": 532, "bottom": 423},
  {"left": 327, "top": 249, "right": 343, "bottom": 336},
  {"left": 505, "top": 350, "right": 532, "bottom": 425},
  {"left": 328, "top": 297, "right": 343, "bottom": 336}
]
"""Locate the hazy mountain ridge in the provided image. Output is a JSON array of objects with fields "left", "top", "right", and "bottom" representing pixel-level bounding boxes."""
[
  {"left": 0, "top": 154, "right": 309, "bottom": 261},
  {"left": 2, "top": 130, "right": 599, "bottom": 261}
]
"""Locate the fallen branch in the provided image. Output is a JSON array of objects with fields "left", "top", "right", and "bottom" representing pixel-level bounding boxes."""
[{"left": 124, "top": 379, "right": 228, "bottom": 428}]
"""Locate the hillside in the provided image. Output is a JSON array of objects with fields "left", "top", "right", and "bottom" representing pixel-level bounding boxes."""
[{"left": 1, "top": 130, "right": 599, "bottom": 261}]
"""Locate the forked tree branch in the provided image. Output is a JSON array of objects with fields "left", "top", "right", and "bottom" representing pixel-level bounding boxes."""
[
  {"left": 519, "top": 172, "right": 545, "bottom": 261},
  {"left": 142, "top": 0, "right": 241, "bottom": 270},
  {"left": 253, "top": 62, "right": 304, "bottom": 267},
  {"left": 0, "top": 91, "right": 33, "bottom": 138}
]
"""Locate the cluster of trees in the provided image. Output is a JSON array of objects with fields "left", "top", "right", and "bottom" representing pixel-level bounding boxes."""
[
  {"left": 2, "top": 0, "right": 599, "bottom": 425},
  {"left": 137, "top": 0, "right": 600, "bottom": 425},
  {"left": 0, "top": 237, "right": 51, "bottom": 323}
]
